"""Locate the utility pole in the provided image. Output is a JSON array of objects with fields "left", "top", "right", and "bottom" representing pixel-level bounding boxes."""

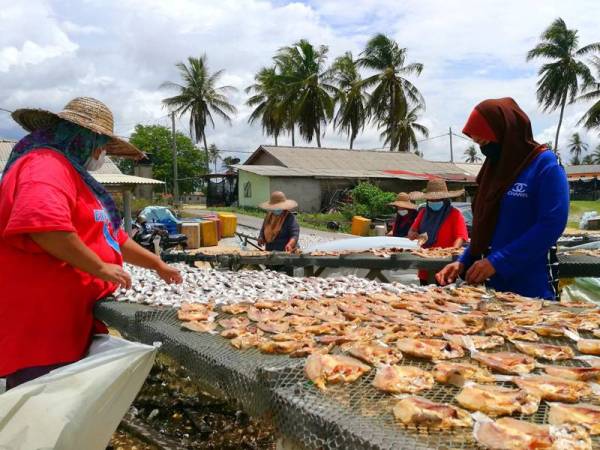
[
  {"left": 449, "top": 127, "right": 454, "bottom": 163},
  {"left": 171, "top": 112, "right": 179, "bottom": 205}
]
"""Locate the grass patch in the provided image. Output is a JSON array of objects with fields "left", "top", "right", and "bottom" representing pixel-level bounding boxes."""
[{"left": 568, "top": 200, "right": 600, "bottom": 229}]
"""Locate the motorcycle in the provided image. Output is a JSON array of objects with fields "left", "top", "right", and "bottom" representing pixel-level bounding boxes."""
[{"left": 132, "top": 221, "right": 188, "bottom": 254}]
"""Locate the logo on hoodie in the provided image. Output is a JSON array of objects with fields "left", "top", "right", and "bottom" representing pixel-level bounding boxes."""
[{"left": 508, "top": 182, "right": 528, "bottom": 198}]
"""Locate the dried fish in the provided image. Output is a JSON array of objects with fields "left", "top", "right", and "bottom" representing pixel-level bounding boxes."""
[
  {"left": 433, "top": 361, "right": 494, "bottom": 387},
  {"left": 514, "top": 375, "right": 591, "bottom": 403},
  {"left": 304, "top": 354, "right": 370, "bottom": 389},
  {"left": 548, "top": 403, "right": 600, "bottom": 435},
  {"left": 456, "top": 383, "right": 540, "bottom": 416},
  {"left": 372, "top": 365, "right": 434, "bottom": 393},
  {"left": 392, "top": 396, "right": 472, "bottom": 429},
  {"left": 396, "top": 338, "right": 464, "bottom": 360}
]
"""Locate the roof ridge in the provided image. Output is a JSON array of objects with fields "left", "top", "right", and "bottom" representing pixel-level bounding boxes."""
[{"left": 261, "top": 145, "right": 404, "bottom": 154}]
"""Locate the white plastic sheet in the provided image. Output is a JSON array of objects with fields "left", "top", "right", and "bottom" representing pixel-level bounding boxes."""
[
  {"left": 0, "top": 335, "right": 156, "bottom": 450},
  {"left": 561, "top": 277, "right": 600, "bottom": 305},
  {"left": 304, "top": 236, "right": 418, "bottom": 253}
]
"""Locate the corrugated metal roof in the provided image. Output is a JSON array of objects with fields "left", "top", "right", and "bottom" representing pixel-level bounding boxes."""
[
  {"left": 454, "top": 163, "right": 482, "bottom": 177},
  {"left": 236, "top": 164, "right": 426, "bottom": 180},
  {"left": 247, "top": 145, "right": 469, "bottom": 176},
  {"left": 564, "top": 164, "right": 600, "bottom": 175}
]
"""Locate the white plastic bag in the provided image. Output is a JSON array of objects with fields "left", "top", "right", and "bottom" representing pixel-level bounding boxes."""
[
  {"left": 0, "top": 335, "right": 156, "bottom": 450},
  {"left": 579, "top": 211, "right": 599, "bottom": 230}
]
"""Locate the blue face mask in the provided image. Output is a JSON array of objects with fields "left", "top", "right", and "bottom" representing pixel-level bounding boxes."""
[
  {"left": 272, "top": 209, "right": 284, "bottom": 216},
  {"left": 427, "top": 201, "right": 444, "bottom": 212}
]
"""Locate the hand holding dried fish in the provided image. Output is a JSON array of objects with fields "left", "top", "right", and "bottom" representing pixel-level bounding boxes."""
[
  {"left": 455, "top": 383, "right": 540, "bottom": 416},
  {"left": 473, "top": 416, "right": 592, "bottom": 450},
  {"left": 372, "top": 365, "right": 434, "bottom": 393},
  {"left": 392, "top": 396, "right": 472, "bottom": 429},
  {"left": 304, "top": 354, "right": 370, "bottom": 390}
]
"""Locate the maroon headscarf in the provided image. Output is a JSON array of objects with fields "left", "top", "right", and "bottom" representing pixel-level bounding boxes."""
[{"left": 462, "top": 98, "right": 547, "bottom": 258}]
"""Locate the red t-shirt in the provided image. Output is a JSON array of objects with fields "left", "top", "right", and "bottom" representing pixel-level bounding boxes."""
[
  {"left": 411, "top": 207, "right": 468, "bottom": 281},
  {"left": 0, "top": 149, "right": 128, "bottom": 376}
]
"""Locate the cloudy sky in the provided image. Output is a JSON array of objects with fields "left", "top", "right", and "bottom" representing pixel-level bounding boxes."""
[{"left": 1, "top": 0, "right": 600, "bottom": 164}]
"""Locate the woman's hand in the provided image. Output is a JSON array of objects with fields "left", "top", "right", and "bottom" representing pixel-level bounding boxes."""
[
  {"left": 97, "top": 263, "right": 132, "bottom": 289},
  {"left": 156, "top": 262, "right": 183, "bottom": 284},
  {"left": 284, "top": 239, "right": 297, "bottom": 253},
  {"left": 465, "top": 258, "right": 496, "bottom": 284},
  {"left": 435, "top": 261, "right": 464, "bottom": 286}
]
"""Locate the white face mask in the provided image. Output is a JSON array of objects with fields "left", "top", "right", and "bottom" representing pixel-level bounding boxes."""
[
  {"left": 398, "top": 209, "right": 409, "bottom": 216},
  {"left": 84, "top": 149, "right": 106, "bottom": 171}
]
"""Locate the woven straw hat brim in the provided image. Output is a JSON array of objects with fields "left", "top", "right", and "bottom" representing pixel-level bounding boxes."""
[
  {"left": 389, "top": 200, "right": 417, "bottom": 209},
  {"left": 259, "top": 199, "right": 298, "bottom": 211},
  {"left": 408, "top": 189, "right": 464, "bottom": 201},
  {"left": 11, "top": 108, "right": 143, "bottom": 159}
]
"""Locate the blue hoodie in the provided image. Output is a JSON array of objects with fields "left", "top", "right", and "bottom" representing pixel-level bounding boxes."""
[{"left": 459, "top": 150, "right": 569, "bottom": 299}]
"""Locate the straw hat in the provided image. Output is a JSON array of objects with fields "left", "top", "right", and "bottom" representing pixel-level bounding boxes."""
[
  {"left": 11, "top": 97, "right": 144, "bottom": 159},
  {"left": 259, "top": 191, "right": 298, "bottom": 211},
  {"left": 410, "top": 178, "right": 465, "bottom": 201},
  {"left": 389, "top": 192, "right": 417, "bottom": 210}
]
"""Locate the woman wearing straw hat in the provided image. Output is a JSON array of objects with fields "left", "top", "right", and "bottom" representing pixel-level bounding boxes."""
[
  {"left": 437, "top": 98, "right": 568, "bottom": 299},
  {"left": 0, "top": 97, "right": 182, "bottom": 389},
  {"left": 387, "top": 192, "right": 418, "bottom": 238},
  {"left": 257, "top": 191, "right": 300, "bottom": 252},
  {"left": 408, "top": 178, "right": 468, "bottom": 285}
]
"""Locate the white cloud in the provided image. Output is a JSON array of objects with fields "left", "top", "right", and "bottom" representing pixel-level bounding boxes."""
[{"left": 1, "top": 0, "right": 600, "bottom": 165}]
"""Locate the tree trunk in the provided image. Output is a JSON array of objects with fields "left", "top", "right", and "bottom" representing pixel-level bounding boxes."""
[
  {"left": 350, "top": 135, "right": 354, "bottom": 150},
  {"left": 554, "top": 93, "right": 567, "bottom": 154},
  {"left": 275, "top": 134, "right": 278, "bottom": 146},
  {"left": 316, "top": 123, "right": 321, "bottom": 148},
  {"left": 291, "top": 126, "right": 295, "bottom": 147},
  {"left": 202, "top": 133, "right": 209, "bottom": 173}
]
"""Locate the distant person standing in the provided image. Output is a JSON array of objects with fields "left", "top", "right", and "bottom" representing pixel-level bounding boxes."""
[
  {"left": 387, "top": 192, "right": 418, "bottom": 238},
  {"left": 408, "top": 179, "right": 468, "bottom": 285},
  {"left": 437, "top": 98, "right": 569, "bottom": 299},
  {"left": 257, "top": 191, "right": 300, "bottom": 252}
]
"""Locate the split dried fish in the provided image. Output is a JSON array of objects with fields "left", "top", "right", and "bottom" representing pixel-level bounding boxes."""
[
  {"left": 514, "top": 375, "right": 592, "bottom": 403},
  {"left": 396, "top": 338, "right": 464, "bottom": 360},
  {"left": 455, "top": 383, "right": 540, "bottom": 416},
  {"left": 432, "top": 361, "right": 495, "bottom": 387},
  {"left": 372, "top": 365, "right": 434, "bottom": 394},
  {"left": 392, "top": 396, "right": 472, "bottom": 429},
  {"left": 543, "top": 365, "right": 600, "bottom": 382},
  {"left": 304, "top": 354, "right": 370, "bottom": 390},
  {"left": 548, "top": 403, "right": 600, "bottom": 435},
  {"left": 511, "top": 340, "right": 575, "bottom": 361},
  {"left": 471, "top": 351, "right": 536, "bottom": 374}
]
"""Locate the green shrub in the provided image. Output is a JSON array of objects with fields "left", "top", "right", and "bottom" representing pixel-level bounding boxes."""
[{"left": 342, "top": 182, "right": 396, "bottom": 219}]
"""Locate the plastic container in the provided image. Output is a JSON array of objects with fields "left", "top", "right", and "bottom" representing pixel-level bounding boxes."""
[
  {"left": 218, "top": 213, "right": 237, "bottom": 237},
  {"left": 181, "top": 223, "right": 201, "bottom": 249},
  {"left": 351, "top": 216, "right": 371, "bottom": 236},
  {"left": 374, "top": 224, "right": 386, "bottom": 236},
  {"left": 200, "top": 220, "right": 219, "bottom": 247}
]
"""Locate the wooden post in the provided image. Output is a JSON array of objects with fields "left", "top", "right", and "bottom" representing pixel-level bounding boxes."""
[{"left": 123, "top": 190, "right": 133, "bottom": 234}]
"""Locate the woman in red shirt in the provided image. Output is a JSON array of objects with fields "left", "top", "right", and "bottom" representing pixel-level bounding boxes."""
[
  {"left": 408, "top": 178, "right": 468, "bottom": 284},
  {"left": 0, "top": 97, "right": 182, "bottom": 390}
]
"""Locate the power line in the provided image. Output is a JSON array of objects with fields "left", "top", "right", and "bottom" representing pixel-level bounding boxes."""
[
  {"left": 0, "top": 107, "right": 13, "bottom": 114},
  {"left": 417, "top": 132, "right": 449, "bottom": 143}
]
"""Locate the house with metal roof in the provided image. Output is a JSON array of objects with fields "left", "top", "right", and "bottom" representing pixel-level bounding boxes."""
[
  {"left": 0, "top": 139, "right": 163, "bottom": 232},
  {"left": 236, "top": 145, "right": 477, "bottom": 212}
]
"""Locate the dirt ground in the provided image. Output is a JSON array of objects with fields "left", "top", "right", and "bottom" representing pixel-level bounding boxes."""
[{"left": 107, "top": 354, "right": 276, "bottom": 450}]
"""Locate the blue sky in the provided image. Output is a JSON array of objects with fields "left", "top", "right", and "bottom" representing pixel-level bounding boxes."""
[{"left": 1, "top": 0, "right": 600, "bottom": 164}]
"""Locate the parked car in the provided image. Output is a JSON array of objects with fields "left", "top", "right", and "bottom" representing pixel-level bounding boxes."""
[{"left": 452, "top": 202, "right": 473, "bottom": 236}]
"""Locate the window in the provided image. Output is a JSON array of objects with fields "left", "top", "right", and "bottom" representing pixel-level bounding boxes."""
[{"left": 244, "top": 181, "right": 252, "bottom": 198}]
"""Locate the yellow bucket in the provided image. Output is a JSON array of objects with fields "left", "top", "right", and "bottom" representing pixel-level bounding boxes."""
[
  {"left": 351, "top": 216, "right": 371, "bottom": 236},
  {"left": 200, "top": 220, "right": 219, "bottom": 247},
  {"left": 218, "top": 213, "right": 238, "bottom": 238}
]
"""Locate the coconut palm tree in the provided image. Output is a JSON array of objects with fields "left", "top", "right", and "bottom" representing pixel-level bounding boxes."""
[
  {"left": 161, "top": 55, "right": 237, "bottom": 172},
  {"left": 526, "top": 18, "right": 600, "bottom": 152},
  {"left": 207, "top": 143, "right": 221, "bottom": 173},
  {"left": 274, "top": 40, "right": 336, "bottom": 147},
  {"left": 222, "top": 156, "right": 239, "bottom": 172},
  {"left": 464, "top": 145, "right": 482, "bottom": 163},
  {"left": 591, "top": 145, "right": 600, "bottom": 164},
  {"left": 567, "top": 132, "right": 588, "bottom": 165},
  {"left": 359, "top": 33, "right": 424, "bottom": 151},
  {"left": 582, "top": 154, "right": 594, "bottom": 165},
  {"left": 329, "top": 52, "right": 369, "bottom": 149},
  {"left": 414, "top": 149, "right": 424, "bottom": 157},
  {"left": 578, "top": 56, "right": 600, "bottom": 131},
  {"left": 245, "top": 66, "right": 285, "bottom": 146},
  {"left": 379, "top": 103, "right": 428, "bottom": 152}
]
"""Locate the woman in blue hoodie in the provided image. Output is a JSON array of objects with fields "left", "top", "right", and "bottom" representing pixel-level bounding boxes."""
[{"left": 436, "top": 98, "right": 569, "bottom": 299}]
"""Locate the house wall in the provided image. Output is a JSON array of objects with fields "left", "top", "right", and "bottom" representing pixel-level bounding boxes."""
[
  {"left": 238, "top": 170, "right": 270, "bottom": 208},
  {"left": 270, "top": 177, "right": 322, "bottom": 212},
  {"left": 133, "top": 164, "right": 154, "bottom": 199}
]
